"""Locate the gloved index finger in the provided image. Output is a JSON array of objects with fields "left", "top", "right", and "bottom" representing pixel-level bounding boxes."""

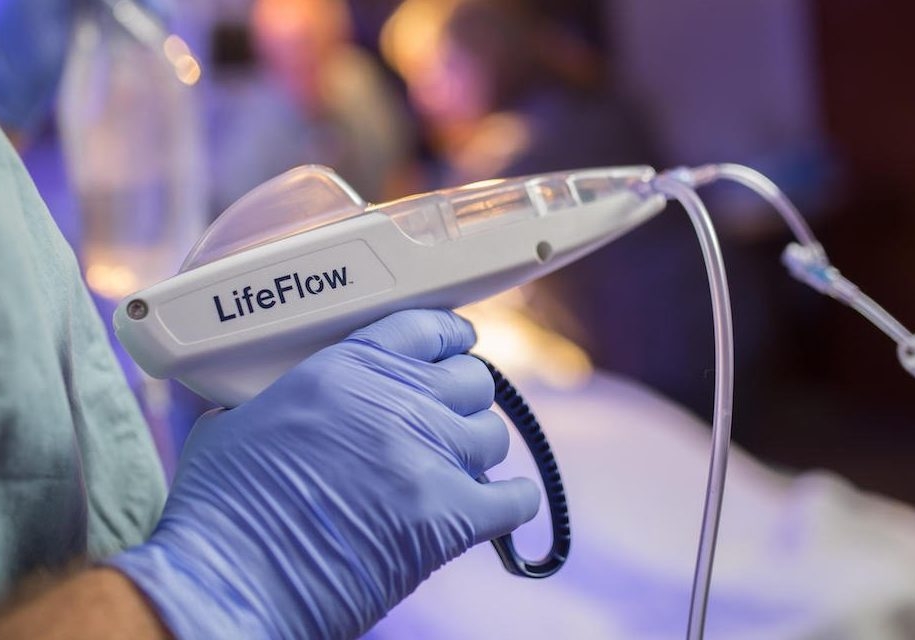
[{"left": 345, "top": 309, "right": 476, "bottom": 363}]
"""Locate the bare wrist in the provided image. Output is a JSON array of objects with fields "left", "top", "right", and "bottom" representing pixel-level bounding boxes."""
[{"left": 0, "top": 568, "right": 171, "bottom": 640}]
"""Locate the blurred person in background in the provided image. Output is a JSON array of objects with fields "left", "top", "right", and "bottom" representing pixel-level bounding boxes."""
[
  {"left": 383, "top": 0, "right": 656, "bottom": 185},
  {"left": 382, "top": 0, "right": 719, "bottom": 416},
  {"left": 208, "top": 0, "right": 414, "bottom": 215}
]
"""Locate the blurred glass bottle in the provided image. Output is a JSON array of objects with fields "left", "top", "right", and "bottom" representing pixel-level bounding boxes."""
[{"left": 58, "top": 0, "right": 206, "bottom": 300}]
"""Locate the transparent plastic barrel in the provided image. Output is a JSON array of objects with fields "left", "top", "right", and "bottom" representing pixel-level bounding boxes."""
[{"left": 58, "top": 5, "right": 206, "bottom": 300}]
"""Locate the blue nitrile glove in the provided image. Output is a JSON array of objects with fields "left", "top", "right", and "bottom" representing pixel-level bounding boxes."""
[{"left": 109, "top": 309, "right": 540, "bottom": 639}]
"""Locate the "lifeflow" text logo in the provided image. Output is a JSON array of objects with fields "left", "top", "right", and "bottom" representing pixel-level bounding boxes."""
[{"left": 213, "top": 267, "right": 349, "bottom": 322}]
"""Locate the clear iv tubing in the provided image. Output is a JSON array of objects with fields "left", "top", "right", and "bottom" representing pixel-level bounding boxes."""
[
  {"left": 655, "top": 162, "right": 915, "bottom": 640},
  {"left": 648, "top": 175, "right": 735, "bottom": 640},
  {"left": 681, "top": 163, "right": 819, "bottom": 245},
  {"left": 679, "top": 164, "right": 915, "bottom": 352}
]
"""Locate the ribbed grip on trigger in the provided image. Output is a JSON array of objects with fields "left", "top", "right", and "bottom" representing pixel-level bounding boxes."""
[{"left": 472, "top": 355, "right": 570, "bottom": 578}]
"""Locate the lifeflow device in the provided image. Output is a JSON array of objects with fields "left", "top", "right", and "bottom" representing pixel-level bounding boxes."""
[{"left": 115, "top": 163, "right": 915, "bottom": 640}]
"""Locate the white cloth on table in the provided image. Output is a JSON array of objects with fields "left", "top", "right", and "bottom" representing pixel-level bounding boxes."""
[{"left": 368, "top": 371, "right": 915, "bottom": 639}]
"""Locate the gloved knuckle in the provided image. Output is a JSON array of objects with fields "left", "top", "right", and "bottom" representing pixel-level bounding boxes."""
[
  {"left": 459, "top": 356, "right": 493, "bottom": 394},
  {"left": 471, "top": 410, "right": 509, "bottom": 466},
  {"left": 471, "top": 359, "right": 496, "bottom": 400},
  {"left": 485, "top": 409, "right": 511, "bottom": 450},
  {"left": 435, "top": 355, "right": 493, "bottom": 401}
]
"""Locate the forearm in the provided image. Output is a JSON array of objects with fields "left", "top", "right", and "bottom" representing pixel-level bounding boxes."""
[{"left": 0, "top": 568, "right": 171, "bottom": 640}]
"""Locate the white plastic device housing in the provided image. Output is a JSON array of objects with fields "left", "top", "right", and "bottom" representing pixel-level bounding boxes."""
[{"left": 115, "top": 165, "right": 665, "bottom": 407}]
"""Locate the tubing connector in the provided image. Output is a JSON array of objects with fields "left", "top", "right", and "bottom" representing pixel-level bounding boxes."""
[
  {"left": 781, "top": 242, "right": 858, "bottom": 304},
  {"left": 661, "top": 165, "right": 719, "bottom": 189},
  {"left": 899, "top": 337, "right": 915, "bottom": 378}
]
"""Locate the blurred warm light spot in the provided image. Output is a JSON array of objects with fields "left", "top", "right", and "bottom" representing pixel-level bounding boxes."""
[
  {"left": 252, "top": 0, "right": 352, "bottom": 48},
  {"left": 254, "top": 0, "right": 306, "bottom": 33},
  {"left": 86, "top": 264, "right": 139, "bottom": 299},
  {"left": 163, "top": 34, "right": 201, "bottom": 85},
  {"left": 255, "top": 0, "right": 319, "bottom": 25},
  {"left": 452, "top": 113, "right": 532, "bottom": 178},
  {"left": 174, "top": 54, "right": 202, "bottom": 85},
  {"left": 460, "top": 289, "right": 593, "bottom": 389},
  {"left": 380, "top": 0, "right": 456, "bottom": 78},
  {"left": 163, "top": 34, "right": 190, "bottom": 61}
]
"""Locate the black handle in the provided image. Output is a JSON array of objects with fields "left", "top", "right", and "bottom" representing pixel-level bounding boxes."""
[{"left": 473, "top": 356, "right": 570, "bottom": 579}]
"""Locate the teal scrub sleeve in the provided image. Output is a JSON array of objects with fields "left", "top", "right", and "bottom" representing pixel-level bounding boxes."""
[{"left": 0, "top": 129, "right": 165, "bottom": 594}]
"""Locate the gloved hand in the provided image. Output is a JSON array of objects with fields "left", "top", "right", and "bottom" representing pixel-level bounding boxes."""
[{"left": 109, "top": 309, "right": 540, "bottom": 639}]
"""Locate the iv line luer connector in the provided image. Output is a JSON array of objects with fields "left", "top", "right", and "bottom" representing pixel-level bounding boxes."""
[
  {"left": 900, "top": 337, "right": 915, "bottom": 378},
  {"left": 781, "top": 242, "right": 851, "bottom": 300}
]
